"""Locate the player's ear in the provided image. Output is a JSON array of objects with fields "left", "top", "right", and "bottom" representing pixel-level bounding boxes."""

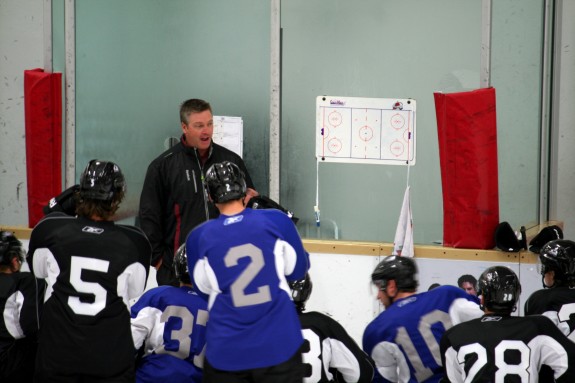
[
  {"left": 387, "top": 279, "right": 398, "bottom": 297},
  {"left": 10, "top": 255, "right": 21, "bottom": 272}
]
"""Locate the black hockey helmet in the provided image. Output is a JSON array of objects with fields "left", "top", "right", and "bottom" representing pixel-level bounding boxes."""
[
  {"left": 539, "top": 239, "right": 575, "bottom": 287},
  {"left": 0, "top": 231, "right": 24, "bottom": 265},
  {"left": 289, "top": 273, "right": 312, "bottom": 312},
  {"left": 371, "top": 255, "right": 418, "bottom": 292},
  {"left": 205, "top": 161, "right": 246, "bottom": 203},
  {"left": 79, "top": 160, "right": 125, "bottom": 201},
  {"left": 173, "top": 244, "right": 191, "bottom": 285},
  {"left": 477, "top": 266, "right": 521, "bottom": 314}
]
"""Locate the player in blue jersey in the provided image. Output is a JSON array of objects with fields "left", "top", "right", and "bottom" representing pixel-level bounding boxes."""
[
  {"left": 186, "top": 161, "right": 310, "bottom": 383},
  {"left": 290, "top": 273, "right": 374, "bottom": 383},
  {"left": 131, "top": 244, "right": 208, "bottom": 383},
  {"left": 362, "top": 255, "right": 483, "bottom": 383},
  {"left": 441, "top": 266, "right": 575, "bottom": 382}
]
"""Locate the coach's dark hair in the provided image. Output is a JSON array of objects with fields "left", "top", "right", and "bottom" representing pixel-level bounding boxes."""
[{"left": 180, "top": 99, "right": 212, "bottom": 125}]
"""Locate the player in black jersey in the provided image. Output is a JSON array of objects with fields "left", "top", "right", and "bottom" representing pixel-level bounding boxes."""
[
  {"left": 440, "top": 266, "right": 575, "bottom": 382},
  {"left": 289, "top": 273, "right": 374, "bottom": 383},
  {"left": 524, "top": 239, "right": 575, "bottom": 341},
  {"left": 0, "top": 231, "right": 46, "bottom": 382},
  {"left": 28, "top": 160, "right": 151, "bottom": 383}
]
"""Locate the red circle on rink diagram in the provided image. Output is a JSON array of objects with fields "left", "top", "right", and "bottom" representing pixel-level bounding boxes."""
[
  {"left": 390, "top": 139, "right": 404, "bottom": 156},
  {"left": 390, "top": 114, "right": 405, "bottom": 130},
  {"left": 328, "top": 111, "right": 343, "bottom": 127},
  {"left": 328, "top": 138, "right": 343, "bottom": 153}
]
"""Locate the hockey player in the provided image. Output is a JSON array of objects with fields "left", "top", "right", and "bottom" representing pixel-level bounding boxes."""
[
  {"left": 27, "top": 159, "right": 151, "bottom": 383},
  {"left": 363, "top": 255, "right": 483, "bottom": 383},
  {"left": 186, "top": 161, "right": 309, "bottom": 383},
  {"left": 441, "top": 265, "right": 575, "bottom": 382},
  {"left": 131, "top": 244, "right": 208, "bottom": 383},
  {"left": 524, "top": 239, "right": 575, "bottom": 341},
  {"left": 290, "top": 273, "right": 374, "bottom": 383},
  {"left": 0, "top": 231, "right": 46, "bottom": 382}
]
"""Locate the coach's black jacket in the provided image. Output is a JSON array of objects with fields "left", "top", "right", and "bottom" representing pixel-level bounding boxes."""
[{"left": 139, "top": 136, "right": 254, "bottom": 269}]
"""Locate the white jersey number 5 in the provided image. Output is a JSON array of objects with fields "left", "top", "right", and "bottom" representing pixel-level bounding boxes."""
[{"left": 68, "top": 256, "right": 109, "bottom": 316}]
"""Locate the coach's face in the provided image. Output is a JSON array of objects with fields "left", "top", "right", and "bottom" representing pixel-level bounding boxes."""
[{"left": 182, "top": 109, "right": 213, "bottom": 154}]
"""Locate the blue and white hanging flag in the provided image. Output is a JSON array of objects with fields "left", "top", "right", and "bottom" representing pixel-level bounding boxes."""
[{"left": 392, "top": 186, "right": 414, "bottom": 257}]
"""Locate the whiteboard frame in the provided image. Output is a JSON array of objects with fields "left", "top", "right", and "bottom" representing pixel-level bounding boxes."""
[{"left": 316, "top": 96, "right": 416, "bottom": 166}]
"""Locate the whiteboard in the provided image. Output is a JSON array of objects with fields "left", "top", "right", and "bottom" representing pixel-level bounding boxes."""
[
  {"left": 213, "top": 115, "right": 243, "bottom": 158},
  {"left": 316, "top": 96, "right": 416, "bottom": 165}
]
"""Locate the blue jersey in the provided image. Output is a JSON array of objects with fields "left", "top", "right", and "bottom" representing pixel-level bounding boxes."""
[
  {"left": 186, "top": 208, "right": 310, "bottom": 371},
  {"left": 363, "top": 285, "right": 482, "bottom": 383},
  {"left": 131, "top": 285, "right": 208, "bottom": 383}
]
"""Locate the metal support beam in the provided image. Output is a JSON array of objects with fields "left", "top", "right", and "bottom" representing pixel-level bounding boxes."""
[
  {"left": 65, "top": 0, "right": 76, "bottom": 187},
  {"left": 269, "top": 0, "right": 281, "bottom": 201},
  {"left": 480, "top": 0, "right": 492, "bottom": 88}
]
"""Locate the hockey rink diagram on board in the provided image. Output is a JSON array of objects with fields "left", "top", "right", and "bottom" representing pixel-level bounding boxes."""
[{"left": 316, "top": 96, "right": 416, "bottom": 165}]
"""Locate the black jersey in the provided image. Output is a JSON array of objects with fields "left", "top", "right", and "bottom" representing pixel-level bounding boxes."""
[
  {"left": 524, "top": 287, "right": 575, "bottom": 341},
  {"left": 299, "top": 311, "right": 374, "bottom": 383},
  {"left": 0, "top": 271, "right": 45, "bottom": 352},
  {"left": 27, "top": 212, "right": 151, "bottom": 378},
  {"left": 0, "top": 271, "right": 46, "bottom": 380},
  {"left": 440, "top": 314, "right": 575, "bottom": 382}
]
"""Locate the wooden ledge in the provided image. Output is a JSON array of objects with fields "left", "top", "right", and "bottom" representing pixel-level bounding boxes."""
[{"left": 2, "top": 221, "right": 562, "bottom": 264}]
